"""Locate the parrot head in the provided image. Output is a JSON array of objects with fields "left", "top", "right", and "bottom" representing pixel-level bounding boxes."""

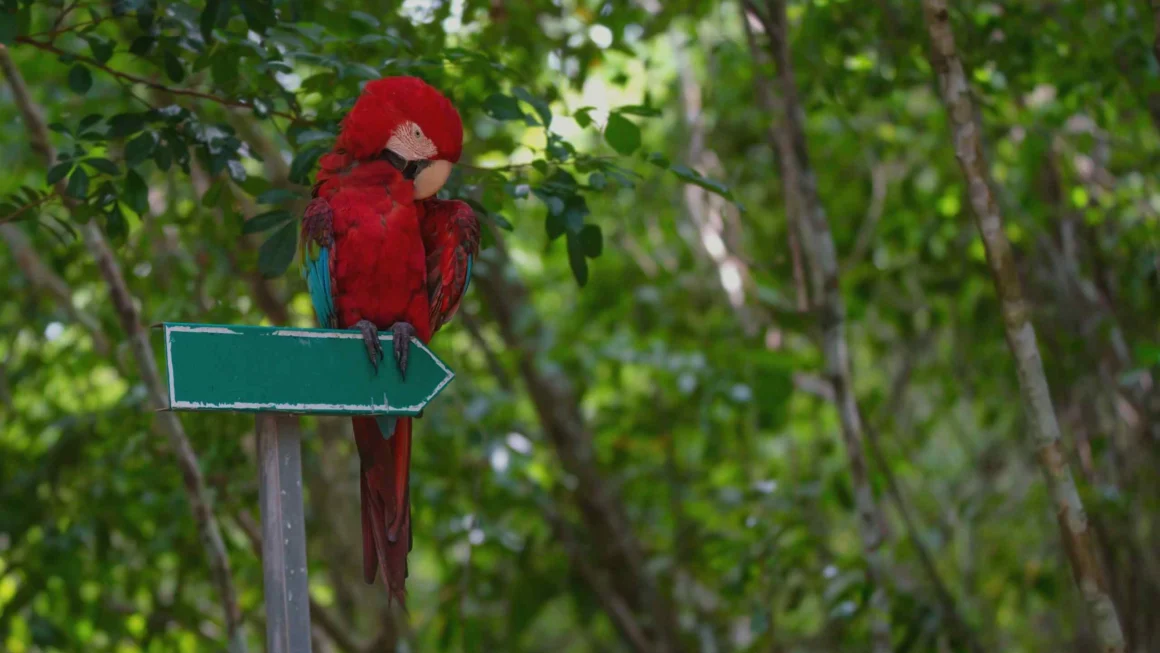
[{"left": 336, "top": 76, "right": 463, "bottom": 199}]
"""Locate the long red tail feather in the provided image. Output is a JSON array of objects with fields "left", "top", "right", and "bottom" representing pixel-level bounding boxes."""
[{"left": 353, "top": 416, "right": 412, "bottom": 607}]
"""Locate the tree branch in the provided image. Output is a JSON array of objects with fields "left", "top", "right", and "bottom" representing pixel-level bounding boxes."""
[
  {"left": 12, "top": 38, "right": 302, "bottom": 122},
  {"left": 919, "top": 3, "right": 1126, "bottom": 650},
  {"left": 0, "top": 44, "right": 248, "bottom": 653},
  {"left": 746, "top": 3, "right": 893, "bottom": 649},
  {"left": 672, "top": 29, "right": 762, "bottom": 335},
  {"left": 0, "top": 223, "right": 112, "bottom": 356},
  {"left": 740, "top": 7, "right": 809, "bottom": 312},
  {"left": 459, "top": 310, "right": 514, "bottom": 392},
  {"left": 541, "top": 505, "right": 653, "bottom": 653},
  {"left": 0, "top": 189, "right": 59, "bottom": 224},
  {"left": 472, "top": 246, "right": 683, "bottom": 653}
]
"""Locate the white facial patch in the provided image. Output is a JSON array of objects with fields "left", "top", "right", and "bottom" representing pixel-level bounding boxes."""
[{"left": 386, "top": 121, "right": 437, "bottom": 161}]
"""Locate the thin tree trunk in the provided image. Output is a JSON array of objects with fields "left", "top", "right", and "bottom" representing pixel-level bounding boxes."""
[
  {"left": 0, "top": 45, "right": 248, "bottom": 653},
  {"left": 742, "top": 3, "right": 892, "bottom": 650},
  {"left": 739, "top": 10, "right": 809, "bottom": 312},
  {"left": 919, "top": 3, "right": 1126, "bottom": 650},
  {"left": 0, "top": 223, "right": 112, "bottom": 356},
  {"left": 473, "top": 241, "right": 683, "bottom": 653},
  {"left": 672, "top": 31, "right": 761, "bottom": 334}
]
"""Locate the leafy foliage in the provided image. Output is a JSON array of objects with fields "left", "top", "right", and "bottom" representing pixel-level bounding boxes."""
[{"left": 3, "top": 1, "right": 1160, "bottom": 653}]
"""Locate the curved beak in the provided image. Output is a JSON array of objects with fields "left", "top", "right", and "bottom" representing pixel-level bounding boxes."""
[{"left": 412, "top": 160, "right": 453, "bottom": 199}]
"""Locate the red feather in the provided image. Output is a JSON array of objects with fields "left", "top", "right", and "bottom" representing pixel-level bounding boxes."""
[
  {"left": 354, "top": 416, "right": 412, "bottom": 605},
  {"left": 314, "top": 168, "right": 428, "bottom": 607},
  {"left": 307, "top": 76, "right": 466, "bottom": 609},
  {"left": 419, "top": 199, "right": 480, "bottom": 334}
]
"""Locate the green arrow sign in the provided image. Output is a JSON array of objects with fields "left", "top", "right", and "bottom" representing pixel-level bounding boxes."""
[{"left": 161, "top": 322, "right": 454, "bottom": 416}]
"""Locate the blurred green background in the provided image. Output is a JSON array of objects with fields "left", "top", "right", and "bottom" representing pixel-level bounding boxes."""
[{"left": 2, "top": 0, "right": 1160, "bottom": 651}]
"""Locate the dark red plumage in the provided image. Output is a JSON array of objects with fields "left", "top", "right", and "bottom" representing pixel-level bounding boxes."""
[{"left": 419, "top": 198, "right": 480, "bottom": 333}]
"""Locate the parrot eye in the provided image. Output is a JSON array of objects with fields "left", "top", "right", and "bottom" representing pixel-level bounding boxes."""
[{"left": 413, "top": 127, "right": 422, "bottom": 138}]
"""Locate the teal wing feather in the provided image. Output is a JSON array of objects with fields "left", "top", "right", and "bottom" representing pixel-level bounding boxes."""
[
  {"left": 303, "top": 246, "right": 335, "bottom": 328},
  {"left": 375, "top": 415, "right": 397, "bottom": 440},
  {"left": 300, "top": 197, "right": 337, "bottom": 329}
]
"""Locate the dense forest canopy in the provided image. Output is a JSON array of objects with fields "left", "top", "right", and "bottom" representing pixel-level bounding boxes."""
[{"left": 2, "top": 0, "right": 1160, "bottom": 652}]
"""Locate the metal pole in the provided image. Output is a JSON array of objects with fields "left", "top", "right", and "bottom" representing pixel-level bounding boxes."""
[{"left": 257, "top": 413, "right": 313, "bottom": 653}]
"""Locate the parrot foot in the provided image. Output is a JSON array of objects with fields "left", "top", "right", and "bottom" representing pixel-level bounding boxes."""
[
  {"left": 354, "top": 320, "right": 384, "bottom": 374},
  {"left": 390, "top": 322, "right": 416, "bottom": 381}
]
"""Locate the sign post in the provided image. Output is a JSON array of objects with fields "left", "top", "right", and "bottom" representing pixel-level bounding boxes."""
[{"left": 159, "top": 323, "right": 455, "bottom": 653}]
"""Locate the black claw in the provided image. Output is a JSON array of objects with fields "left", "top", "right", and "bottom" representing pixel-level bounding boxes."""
[
  {"left": 390, "top": 322, "right": 416, "bottom": 380},
  {"left": 355, "top": 320, "right": 384, "bottom": 374}
]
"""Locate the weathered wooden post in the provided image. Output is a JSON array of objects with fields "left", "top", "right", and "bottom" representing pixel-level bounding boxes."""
[
  {"left": 256, "top": 413, "right": 310, "bottom": 653},
  {"left": 160, "top": 323, "right": 455, "bottom": 653}
]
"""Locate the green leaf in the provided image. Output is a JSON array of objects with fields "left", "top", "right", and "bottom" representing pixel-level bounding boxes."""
[
  {"left": 617, "top": 104, "right": 662, "bottom": 117},
  {"left": 574, "top": 107, "right": 595, "bottom": 128},
  {"left": 95, "top": 181, "right": 118, "bottom": 207},
  {"left": 137, "top": 5, "right": 155, "bottom": 30},
  {"left": 1134, "top": 343, "right": 1160, "bottom": 366},
  {"left": 211, "top": 48, "right": 238, "bottom": 88},
  {"left": 84, "top": 158, "right": 119, "bottom": 176},
  {"left": 124, "top": 132, "right": 157, "bottom": 166},
  {"left": 485, "top": 212, "right": 513, "bottom": 230},
  {"left": 68, "top": 65, "right": 92, "bottom": 94},
  {"left": 78, "top": 114, "right": 103, "bottom": 131},
  {"left": 342, "top": 63, "right": 381, "bottom": 81},
  {"left": 239, "top": 0, "right": 275, "bottom": 33},
  {"left": 348, "top": 11, "right": 380, "bottom": 28},
  {"left": 164, "top": 51, "right": 185, "bottom": 83},
  {"left": 66, "top": 167, "right": 89, "bottom": 199},
  {"left": 244, "top": 209, "right": 293, "bottom": 235},
  {"left": 578, "top": 224, "right": 602, "bottom": 258},
  {"left": 86, "top": 36, "right": 114, "bottom": 64},
  {"left": 562, "top": 194, "right": 588, "bottom": 233},
  {"left": 669, "top": 164, "right": 734, "bottom": 201},
  {"left": 482, "top": 93, "right": 525, "bottom": 121},
  {"left": 566, "top": 231, "right": 589, "bottom": 287},
  {"left": 123, "top": 169, "right": 149, "bottom": 215},
  {"left": 289, "top": 146, "right": 326, "bottom": 184},
  {"left": 154, "top": 143, "right": 172, "bottom": 171},
  {"left": 201, "top": 178, "right": 226, "bottom": 207},
  {"left": 0, "top": 8, "right": 18, "bottom": 45},
  {"left": 513, "top": 87, "right": 552, "bottom": 127},
  {"left": 108, "top": 113, "right": 147, "bottom": 138},
  {"left": 604, "top": 113, "right": 640, "bottom": 156},
  {"left": 47, "top": 162, "right": 74, "bottom": 185},
  {"left": 546, "top": 211, "right": 565, "bottom": 241},
  {"left": 258, "top": 220, "right": 298, "bottom": 277},
  {"left": 508, "top": 568, "right": 558, "bottom": 640},
  {"left": 295, "top": 130, "right": 335, "bottom": 145},
  {"left": 200, "top": 0, "right": 226, "bottom": 41},
  {"left": 533, "top": 189, "right": 564, "bottom": 216},
  {"left": 105, "top": 203, "right": 127, "bottom": 241},
  {"left": 129, "top": 36, "right": 155, "bottom": 56},
  {"left": 256, "top": 188, "right": 302, "bottom": 204},
  {"left": 646, "top": 152, "right": 670, "bottom": 168},
  {"left": 226, "top": 159, "right": 246, "bottom": 182}
]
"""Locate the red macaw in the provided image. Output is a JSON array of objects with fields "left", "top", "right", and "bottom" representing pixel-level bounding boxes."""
[{"left": 298, "top": 76, "right": 479, "bottom": 605}]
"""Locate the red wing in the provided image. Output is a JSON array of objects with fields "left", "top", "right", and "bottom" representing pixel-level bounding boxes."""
[{"left": 419, "top": 199, "right": 480, "bottom": 334}]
